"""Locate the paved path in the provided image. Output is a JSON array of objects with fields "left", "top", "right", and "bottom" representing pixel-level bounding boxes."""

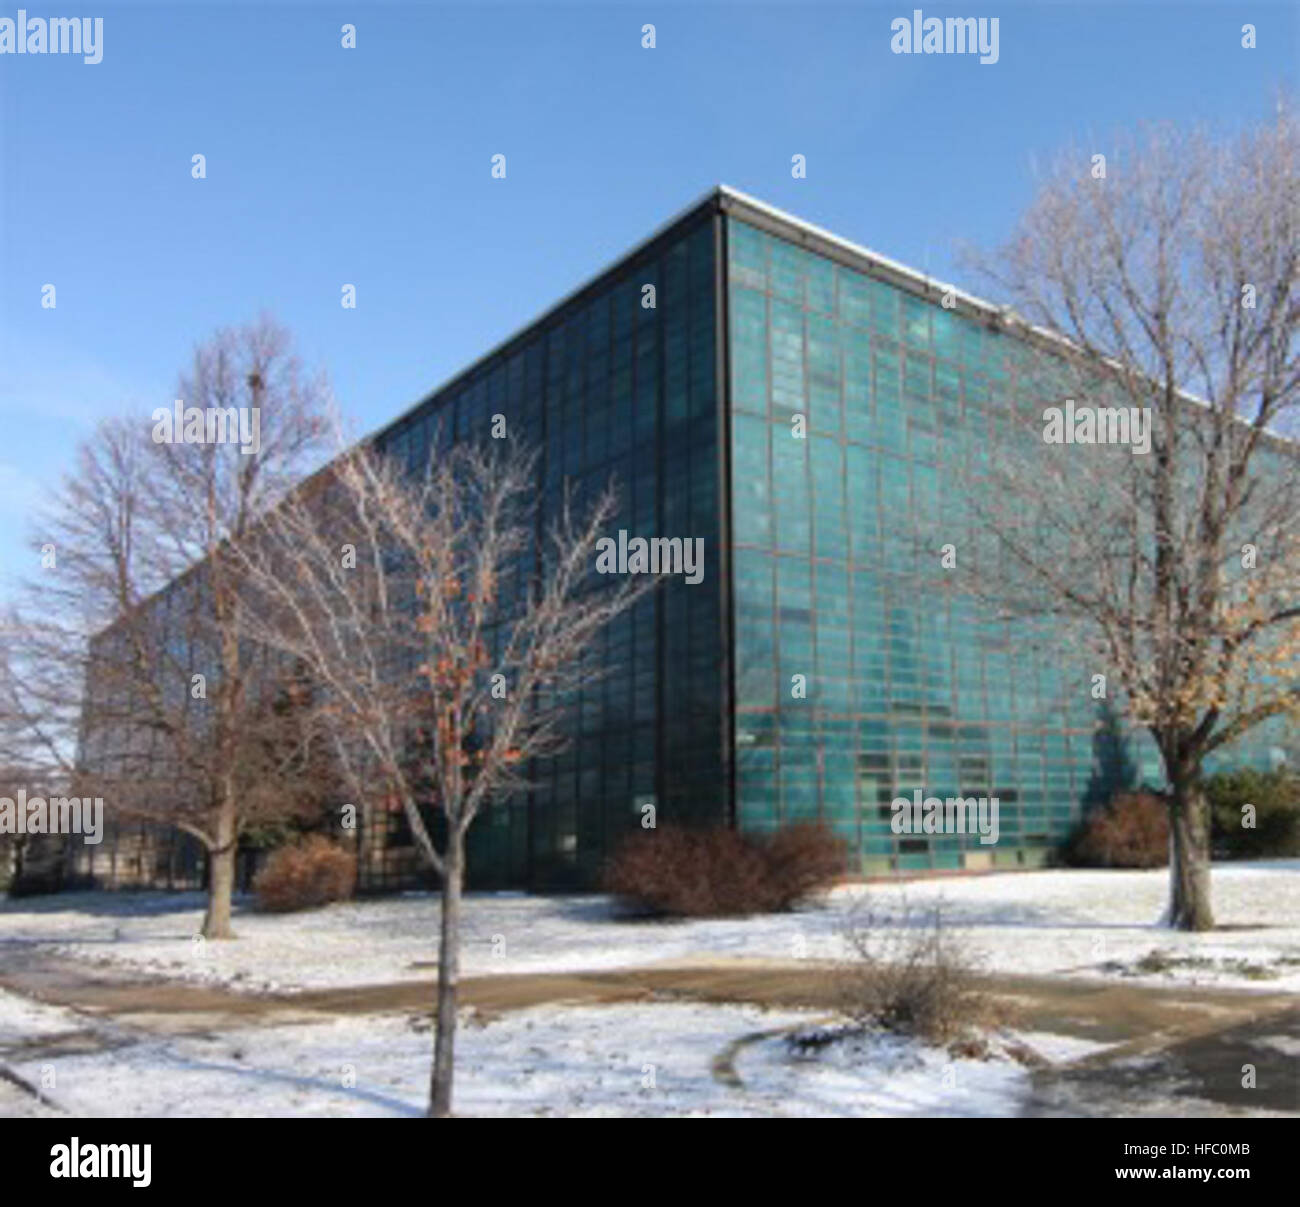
[
  {"left": 3, "top": 951, "right": 1296, "bottom": 1115},
  {"left": 1023, "top": 1006, "right": 1300, "bottom": 1116}
]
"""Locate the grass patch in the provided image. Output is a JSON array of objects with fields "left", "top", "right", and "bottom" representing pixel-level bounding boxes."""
[{"left": 1108, "top": 949, "right": 1287, "bottom": 981}]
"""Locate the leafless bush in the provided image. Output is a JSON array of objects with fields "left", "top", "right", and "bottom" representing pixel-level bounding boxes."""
[{"left": 836, "top": 900, "right": 996, "bottom": 1045}]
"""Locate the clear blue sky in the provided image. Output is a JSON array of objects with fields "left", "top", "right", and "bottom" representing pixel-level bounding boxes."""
[{"left": 0, "top": 1, "right": 1295, "bottom": 596}]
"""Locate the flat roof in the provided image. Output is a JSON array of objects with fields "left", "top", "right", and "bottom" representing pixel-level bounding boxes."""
[
  {"left": 93, "top": 186, "right": 1294, "bottom": 641},
  {"left": 717, "top": 185, "right": 1009, "bottom": 320},
  {"left": 370, "top": 183, "right": 1081, "bottom": 449},
  {"left": 373, "top": 186, "right": 722, "bottom": 443}
]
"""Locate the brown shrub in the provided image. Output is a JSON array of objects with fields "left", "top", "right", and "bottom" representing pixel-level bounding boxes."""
[
  {"left": 1068, "top": 790, "right": 1168, "bottom": 869},
  {"left": 765, "top": 823, "right": 853, "bottom": 905},
  {"left": 253, "top": 835, "right": 356, "bottom": 912},
  {"left": 603, "top": 822, "right": 846, "bottom": 917}
]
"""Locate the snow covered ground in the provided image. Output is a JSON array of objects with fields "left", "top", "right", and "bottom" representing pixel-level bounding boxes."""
[
  {"left": 0, "top": 987, "right": 1098, "bottom": 1118},
  {"left": 3, "top": 865, "right": 1297, "bottom": 1118},
  {"left": 3, "top": 861, "right": 1299, "bottom": 993}
]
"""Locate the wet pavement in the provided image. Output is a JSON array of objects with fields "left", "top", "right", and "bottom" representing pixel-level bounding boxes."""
[{"left": 1024, "top": 1005, "right": 1300, "bottom": 1116}]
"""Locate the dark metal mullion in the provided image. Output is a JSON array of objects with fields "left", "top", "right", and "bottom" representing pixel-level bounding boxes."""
[
  {"left": 571, "top": 310, "right": 590, "bottom": 870},
  {"left": 765, "top": 272, "right": 782, "bottom": 826},
  {"left": 625, "top": 276, "right": 643, "bottom": 851},
  {"left": 834, "top": 265, "right": 863, "bottom": 864},
  {"left": 802, "top": 274, "right": 822, "bottom": 825},
  {"left": 714, "top": 207, "right": 736, "bottom": 831},
  {"left": 653, "top": 245, "right": 667, "bottom": 825},
  {"left": 526, "top": 334, "right": 551, "bottom": 891},
  {"left": 596, "top": 283, "right": 616, "bottom": 873}
]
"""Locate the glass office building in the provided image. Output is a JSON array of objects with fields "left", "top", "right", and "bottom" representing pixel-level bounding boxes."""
[
  {"left": 80, "top": 187, "right": 1286, "bottom": 893},
  {"left": 357, "top": 186, "right": 1288, "bottom": 888}
]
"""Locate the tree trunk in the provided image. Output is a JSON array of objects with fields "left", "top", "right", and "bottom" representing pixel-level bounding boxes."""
[
  {"left": 429, "top": 829, "right": 464, "bottom": 1117},
  {"left": 1166, "top": 778, "right": 1214, "bottom": 931},
  {"left": 202, "top": 802, "right": 238, "bottom": 940}
]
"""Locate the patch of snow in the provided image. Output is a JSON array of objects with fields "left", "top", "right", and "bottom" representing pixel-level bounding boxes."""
[
  {"left": 1255, "top": 1035, "right": 1300, "bottom": 1057},
  {"left": 1010, "top": 1030, "right": 1116, "bottom": 1064},
  {"left": 0, "top": 988, "right": 85, "bottom": 1049},
  {"left": 739, "top": 1026, "right": 1027, "bottom": 1117},
  {"left": 4, "top": 1001, "right": 1040, "bottom": 1118},
  {"left": 2, "top": 860, "right": 1298, "bottom": 994},
  {"left": 0, "top": 1075, "right": 61, "bottom": 1117}
]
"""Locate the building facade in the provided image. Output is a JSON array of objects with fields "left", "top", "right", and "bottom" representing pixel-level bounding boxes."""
[
  {"left": 355, "top": 187, "right": 1289, "bottom": 888},
  {"left": 76, "top": 187, "right": 1291, "bottom": 893},
  {"left": 360, "top": 198, "right": 727, "bottom": 890}
]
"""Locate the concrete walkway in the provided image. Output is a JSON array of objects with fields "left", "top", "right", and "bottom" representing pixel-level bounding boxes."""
[{"left": 3, "top": 951, "right": 1296, "bottom": 1115}]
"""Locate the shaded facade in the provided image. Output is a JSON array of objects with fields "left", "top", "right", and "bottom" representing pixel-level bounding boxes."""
[{"left": 361, "top": 205, "right": 726, "bottom": 890}]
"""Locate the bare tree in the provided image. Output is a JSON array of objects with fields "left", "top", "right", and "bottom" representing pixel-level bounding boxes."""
[
  {"left": 238, "top": 431, "right": 648, "bottom": 1116},
  {"left": 2, "top": 316, "right": 331, "bottom": 934},
  {"left": 942, "top": 108, "right": 1300, "bottom": 929}
]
